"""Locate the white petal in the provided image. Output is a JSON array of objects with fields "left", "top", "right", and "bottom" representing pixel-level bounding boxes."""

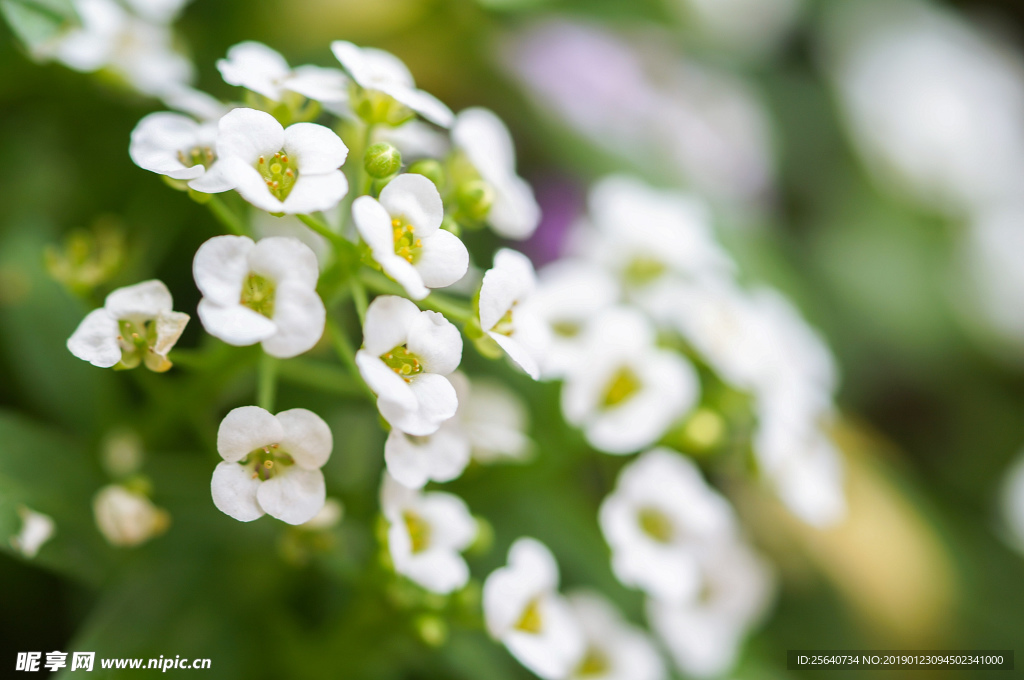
[
  {"left": 503, "top": 594, "right": 586, "bottom": 680},
  {"left": 217, "top": 41, "right": 290, "bottom": 100},
  {"left": 197, "top": 299, "right": 277, "bottom": 346},
  {"left": 331, "top": 40, "right": 414, "bottom": 89},
  {"left": 217, "top": 405, "right": 284, "bottom": 462},
  {"left": 67, "top": 309, "right": 121, "bottom": 368},
  {"left": 415, "top": 229, "right": 469, "bottom": 289},
  {"left": 382, "top": 256, "right": 429, "bottom": 300},
  {"left": 187, "top": 161, "right": 235, "bottom": 194},
  {"left": 418, "top": 492, "right": 477, "bottom": 550},
  {"left": 129, "top": 112, "right": 206, "bottom": 180},
  {"left": 152, "top": 310, "right": 189, "bottom": 358},
  {"left": 278, "top": 171, "right": 349, "bottom": 215},
  {"left": 260, "top": 281, "right": 325, "bottom": 358},
  {"left": 160, "top": 84, "right": 228, "bottom": 121},
  {"left": 384, "top": 426, "right": 471, "bottom": 488},
  {"left": 489, "top": 174, "right": 541, "bottom": 240},
  {"left": 104, "top": 279, "right": 173, "bottom": 320},
  {"left": 452, "top": 107, "right": 516, "bottom": 180},
  {"left": 356, "top": 350, "right": 418, "bottom": 412},
  {"left": 396, "top": 548, "right": 470, "bottom": 594},
  {"left": 193, "top": 234, "right": 253, "bottom": 305},
  {"left": 484, "top": 537, "right": 561, "bottom": 637},
  {"left": 353, "top": 195, "right": 395, "bottom": 258},
  {"left": 362, "top": 295, "right": 420, "bottom": 355},
  {"left": 283, "top": 123, "right": 349, "bottom": 174},
  {"left": 216, "top": 108, "right": 284, "bottom": 164},
  {"left": 479, "top": 249, "right": 536, "bottom": 331},
  {"left": 276, "top": 408, "right": 332, "bottom": 470},
  {"left": 406, "top": 310, "right": 463, "bottom": 375},
  {"left": 382, "top": 83, "right": 454, "bottom": 128},
  {"left": 381, "top": 373, "right": 458, "bottom": 436},
  {"left": 249, "top": 236, "right": 319, "bottom": 289},
  {"left": 257, "top": 467, "right": 326, "bottom": 525},
  {"left": 286, "top": 65, "right": 349, "bottom": 103},
  {"left": 211, "top": 461, "right": 265, "bottom": 522},
  {"left": 378, "top": 173, "right": 444, "bottom": 237},
  {"left": 219, "top": 157, "right": 290, "bottom": 213},
  {"left": 489, "top": 332, "right": 541, "bottom": 380}
]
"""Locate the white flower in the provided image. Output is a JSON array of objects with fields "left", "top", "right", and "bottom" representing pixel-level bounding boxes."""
[
  {"left": 211, "top": 406, "right": 332, "bottom": 525},
  {"left": 123, "top": 0, "right": 191, "bottom": 24},
  {"left": 353, "top": 173, "right": 469, "bottom": 300},
  {"left": 374, "top": 120, "right": 450, "bottom": 161},
  {"left": 356, "top": 296, "right": 463, "bottom": 436},
  {"left": 483, "top": 538, "right": 586, "bottom": 680},
  {"left": 1000, "top": 451, "right": 1024, "bottom": 551},
  {"left": 647, "top": 540, "right": 773, "bottom": 678},
  {"left": 9, "top": 506, "right": 55, "bottom": 559},
  {"left": 67, "top": 279, "right": 189, "bottom": 371},
  {"left": 451, "top": 107, "right": 541, "bottom": 239},
  {"left": 159, "top": 84, "right": 232, "bottom": 122},
  {"left": 129, "top": 112, "right": 229, "bottom": 188},
  {"left": 565, "top": 591, "right": 666, "bottom": 680},
  {"left": 562, "top": 308, "right": 699, "bottom": 454},
  {"left": 380, "top": 473, "right": 477, "bottom": 593},
  {"left": 217, "top": 41, "right": 348, "bottom": 108},
  {"left": 531, "top": 260, "right": 620, "bottom": 379},
  {"left": 383, "top": 372, "right": 532, "bottom": 488},
  {"left": 599, "top": 449, "right": 736, "bottom": 603},
  {"left": 191, "top": 108, "right": 349, "bottom": 215},
  {"left": 251, "top": 211, "right": 332, "bottom": 271},
  {"left": 299, "top": 497, "right": 344, "bottom": 531},
  {"left": 93, "top": 485, "right": 170, "bottom": 547},
  {"left": 331, "top": 41, "right": 454, "bottom": 127},
  {"left": 193, "top": 235, "right": 325, "bottom": 358},
  {"left": 478, "top": 249, "right": 551, "bottom": 380}
]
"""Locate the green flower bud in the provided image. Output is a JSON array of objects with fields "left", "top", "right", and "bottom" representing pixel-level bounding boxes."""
[
  {"left": 408, "top": 159, "right": 445, "bottom": 188},
  {"left": 456, "top": 179, "right": 494, "bottom": 222},
  {"left": 414, "top": 615, "right": 448, "bottom": 647},
  {"left": 45, "top": 219, "right": 125, "bottom": 296},
  {"left": 364, "top": 142, "right": 402, "bottom": 179}
]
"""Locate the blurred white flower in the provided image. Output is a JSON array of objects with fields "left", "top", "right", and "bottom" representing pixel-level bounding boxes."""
[
  {"left": 93, "top": 485, "right": 170, "bottom": 547},
  {"left": 331, "top": 41, "right": 454, "bottom": 128},
  {"left": 211, "top": 406, "right": 332, "bottom": 525},
  {"left": 299, "top": 497, "right": 344, "bottom": 531},
  {"left": 193, "top": 235, "right": 325, "bottom": 358},
  {"left": 384, "top": 418, "right": 471, "bottom": 489},
  {"left": 191, "top": 108, "right": 349, "bottom": 214},
  {"left": 961, "top": 202, "right": 1024, "bottom": 348},
  {"left": 67, "top": 279, "right": 189, "bottom": 372},
  {"left": 531, "top": 260, "right": 620, "bottom": 380},
  {"left": 562, "top": 308, "right": 698, "bottom": 454},
  {"left": 217, "top": 41, "right": 348, "bottom": 109},
  {"left": 160, "top": 84, "right": 232, "bottom": 122},
  {"left": 9, "top": 506, "right": 55, "bottom": 559},
  {"left": 353, "top": 173, "right": 468, "bottom": 300},
  {"left": 381, "top": 473, "right": 476, "bottom": 594},
  {"left": 483, "top": 538, "right": 586, "bottom": 680},
  {"left": 374, "top": 120, "right": 450, "bottom": 161},
  {"left": 478, "top": 249, "right": 551, "bottom": 380},
  {"left": 129, "top": 112, "right": 225, "bottom": 186},
  {"left": 600, "top": 449, "right": 736, "bottom": 603},
  {"left": 123, "top": 0, "right": 191, "bottom": 24},
  {"left": 1000, "top": 451, "right": 1024, "bottom": 551},
  {"left": 647, "top": 540, "right": 773, "bottom": 678},
  {"left": 565, "top": 591, "right": 666, "bottom": 680},
  {"left": 451, "top": 107, "right": 541, "bottom": 239},
  {"left": 356, "top": 296, "right": 462, "bottom": 436},
  {"left": 826, "top": 0, "right": 1024, "bottom": 215}
]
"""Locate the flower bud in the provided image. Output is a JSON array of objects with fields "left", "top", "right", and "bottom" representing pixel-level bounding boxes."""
[
  {"left": 414, "top": 615, "right": 448, "bottom": 647},
  {"left": 93, "top": 485, "right": 170, "bottom": 548},
  {"left": 408, "top": 159, "right": 445, "bottom": 188},
  {"left": 456, "top": 179, "right": 494, "bottom": 222},
  {"left": 364, "top": 142, "right": 402, "bottom": 179}
]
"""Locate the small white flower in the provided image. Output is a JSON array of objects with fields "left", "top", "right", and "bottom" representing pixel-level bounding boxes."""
[
  {"left": 1001, "top": 451, "right": 1024, "bottom": 551},
  {"left": 211, "top": 406, "right": 332, "bottom": 525},
  {"left": 356, "top": 296, "right": 463, "bottom": 436},
  {"left": 353, "top": 173, "right": 469, "bottom": 300},
  {"left": 299, "top": 497, "right": 344, "bottom": 531},
  {"left": 217, "top": 41, "right": 349, "bottom": 108},
  {"left": 159, "top": 84, "right": 232, "bottom": 122},
  {"left": 380, "top": 473, "right": 477, "bottom": 594},
  {"left": 483, "top": 538, "right": 586, "bottom": 680},
  {"left": 531, "top": 260, "right": 620, "bottom": 379},
  {"left": 193, "top": 235, "right": 325, "bottom": 358},
  {"left": 67, "top": 279, "right": 189, "bottom": 371},
  {"left": 647, "top": 539, "right": 773, "bottom": 679},
  {"left": 451, "top": 107, "right": 541, "bottom": 239},
  {"left": 9, "top": 506, "right": 55, "bottom": 559},
  {"left": 331, "top": 41, "right": 454, "bottom": 127},
  {"left": 191, "top": 108, "right": 349, "bottom": 215},
  {"left": 478, "top": 249, "right": 551, "bottom": 380},
  {"left": 129, "top": 112, "right": 229, "bottom": 189},
  {"left": 93, "top": 485, "right": 170, "bottom": 547},
  {"left": 599, "top": 449, "right": 736, "bottom": 603},
  {"left": 123, "top": 0, "right": 191, "bottom": 24},
  {"left": 562, "top": 308, "right": 699, "bottom": 454},
  {"left": 565, "top": 591, "right": 666, "bottom": 680}
]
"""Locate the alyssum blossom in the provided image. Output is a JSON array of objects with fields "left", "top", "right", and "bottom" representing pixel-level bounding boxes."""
[
  {"left": 217, "top": 41, "right": 348, "bottom": 110},
  {"left": 129, "top": 111, "right": 224, "bottom": 187},
  {"left": 67, "top": 279, "right": 189, "bottom": 372},
  {"left": 356, "top": 296, "right": 463, "bottom": 436},
  {"left": 353, "top": 173, "right": 469, "bottom": 300},
  {"left": 93, "top": 484, "right": 171, "bottom": 547},
  {"left": 9, "top": 506, "right": 55, "bottom": 559},
  {"left": 599, "top": 448, "right": 737, "bottom": 603},
  {"left": 565, "top": 591, "right": 666, "bottom": 680},
  {"left": 483, "top": 538, "right": 585, "bottom": 680},
  {"left": 190, "top": 107, "right": 349, "bottom": 214},
  {"left": 211, "top": 406, "right": 333, "bottom": 525},
  {"left": 381, "top": 473, "right": 477, "bottom": 594},
  {"left": 193, "top": 235, "right": 325, "bottom": 358}
]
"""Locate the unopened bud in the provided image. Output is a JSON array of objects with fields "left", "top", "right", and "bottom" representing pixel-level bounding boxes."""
[
  {"left": 414, "top": 615, "right": 448, "bottom": 647},
  {"left": 456, "top": 179, "right": 494, "bottom": 222},
  {"left": 364, "top": 142, "right": 402, "bottom": 179},
  {"left": 408, "top": 159, "right": 445, "bottom": 188}
]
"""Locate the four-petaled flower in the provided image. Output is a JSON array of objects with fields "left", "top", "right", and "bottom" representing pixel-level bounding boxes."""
[
  {"left": 478, "top": 249, "right": 551, "bottom": 380},
  {"left": 211, "top": 406, "right": 333, "bottom": 525},
  {"left": 9, "top": 506, "right": 55, "bottom": 559},
  {"left": 129, "top": 111, "right": 229, "bottom": 189},
  {"left": 193, "top": 235, "right": 325, "bottom": 358},
  {"left": 565, "top": 591, "right": 666, "bottom": 680},
  {"left": 217, "top": 41, "right": 348, "bottom": 110}
]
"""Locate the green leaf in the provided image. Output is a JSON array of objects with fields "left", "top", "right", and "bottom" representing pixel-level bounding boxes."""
[{"left": 0, "top": 0, "right": 78, "bottom": 51}]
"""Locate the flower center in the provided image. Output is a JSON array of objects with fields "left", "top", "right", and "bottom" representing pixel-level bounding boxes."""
[
  {"left": 492, "top": 307, "right": 516, "bottom": 336},
  {"left": 256, "top": 151, "right": 299, "bottom": 202},
  {"left": 623, "top": 256, "right": 666, "bottom": 286},
  {"left": 243, "top": 445, "right": 295, "bottom": 481},
  {"left": 176, "top": 145, "right": 214, "bottom": 168},
  {"left": 515, "top": 598, "right": 544, "bottom": 634},
  {"left": 601, "top": 366, "right": 641, "bottom": 408},
  {"left": 551, "top": 320, "right": 581, "bottom": 338},
  {"left": 381, "top": 344, "right": 423, "bottom": 382},
  {"left": 576, "top": 648, "right": 612, "bottom": 677},
  {"left": 240, "top": 272, "right": 276, "bottom": 318},
  {"left": 637, "top": 506, "right": 674, "bottom": 544},
  {"left": 391, "top": 218, "right": 422, "bottom": 264},
  {"left": 350, "top": 84, "right": 414, "bottom": 126},
  {"left": 402, "top": 510, "right": 431, "bottom": 553},
  {"left": 115, "top": 318, "right": 160, "bottom": 370}
]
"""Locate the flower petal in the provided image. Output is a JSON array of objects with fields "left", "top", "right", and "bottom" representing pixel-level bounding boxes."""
[
  {"left": 418, "top": 492, "right": 477, "bottom": 550},
  {"left": 489, "top": 174, "right": 541, "bottom": 240},
  {"left": 260, "top": 281, "right": 325, "bottom": 358},
  {"left": 187, "top": 161, "right": 236, "bottom": 193},
  {"left": 211, "top": 461, "right": 265, "bottom": 522},
  {"left": 356, "top": 350, "right": 417, "bottom": 413},
  {"left": 283, "top": 122, "right": 349, "bottom": 174},
  {"left": 378, "top": 173, "right": 444, "bottom": 237},
  {"left": 384, "top": 426, "right": 471, "bottom": 488},
  {"left": 193, "top": 234, "right": 253, "bottom": 305},
  {"left": 129, "top": 112, "right": 206, "bottom": 180},
  {"left": 197, "top": 299, "right": 277, "bottom": 346},
  {"left": 257, "top": 467, "right": 325, "bottom": 525},
  {"left": 278, "top": 171, "right": 349, "bottom": 215},
  {"left": 217, "top": 405, "right": 284, "bottom": 462},
  {"left": 152, "top": 310, "right": 190, "bottom": 358},
  {"left": 415, "top": 229, "right": 469, "bottom": 289},
  {"left": 396, "top": 548, "right": 470, "bottom": 594},
  {"left": 407, "top": 310, "right": 462, "bottom": 375},
  {"left": 353, "top": 195, "right": 395, "bottom": 257},
  {"left": 361, "top": 295, "right": 420, "bottom": 355},
  {"left": 276, "top": 408, "right": 332, "bottom": 470},
  {"left": 216, "top": 108, "right": 284, "bottom": 165},
  {"left": 452, "top": 107, "right": 516, "bottom": 180},
  {"left": 489, "top": 331, "right": 540, "bottom": 380},
  {"left": 286, "top": 65, "right": 349, "bottom": 104},
  {"left": 381, "top": 83, "right": 454, "bottom": 128},
  {"left": 331, "top": 40, "right": 414, "bottom": 89},
  {"left": 382, "top": 373, "right": 458, "bottom": 436},
  {"left": 382, "top": 256, "right": 429, "bottom": 300},
  {"left": 104, "top": 279, "right": 173, "bottom": 320},
  {"left": 67, "top": 309, "right": 120, "bottom": 368},
  {"left": 249, "top": 236, "right": 319, "bottom": 289},
  {"left": 220, "top": 157, "right": 290, "bottom": 213},
  {"left": 217, "top": 41, "right": 290, "bottom": 100}
]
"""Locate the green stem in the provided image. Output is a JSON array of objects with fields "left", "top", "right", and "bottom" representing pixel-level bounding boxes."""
[
  {"left": 327, "top": 317, "right": 374, "bottom": 401},
  {"left": 277, "top": 359, "right": 366, "bottom": 398},
  {"left": 207, "top": 196, "right": 247, "bottom": 236},
  {"left": 258, "top": 353, "right": 279, "bottom": 412},
  {"left": 359, "top": 270, "right": 474, "bottom": 324},
  {"left": 351, "top": 277, "right": 368, "bottom": 323},
  {"left": 298, "top": 213, "right": 347, "bottom": 247},
  {"left": 359, "top": 123, "right": 375, "bottom": 196}
]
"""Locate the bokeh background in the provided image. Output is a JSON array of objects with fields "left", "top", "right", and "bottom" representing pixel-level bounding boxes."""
[{"left": 3, "top": 0, "right": 1024, "bottom": 677}]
